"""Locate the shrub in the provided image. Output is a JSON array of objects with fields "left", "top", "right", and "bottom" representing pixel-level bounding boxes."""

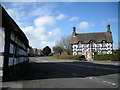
[
  {"left": 94, "top": 54, "right": 119, "bottom": 61},
  {"left": 52, "top": 55, "right": 86, "bottom": 60},
  {"left": 49, "top": 53, "right": 53, "bottom": 56},
  {"left": 59, "top": 55, "right": 72, "bottom": 59},
  {"left": 53, "top": 46, "right": 62, "bottom": 54},
  {"left": 71, "top": 55, "right": 83, "bottom": 60}
]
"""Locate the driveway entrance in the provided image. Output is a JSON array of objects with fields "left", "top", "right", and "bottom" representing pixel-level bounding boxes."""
[{"left": 85, "top": 51, "right": 93, "bottom": 61}]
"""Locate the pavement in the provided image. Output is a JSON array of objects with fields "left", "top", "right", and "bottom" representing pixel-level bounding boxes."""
[
  {"left": 1, "top": 57, "right": 120, "bottom": 89},
  {"left": 91, "top": 60, "right": 120, "bottom": 66}
]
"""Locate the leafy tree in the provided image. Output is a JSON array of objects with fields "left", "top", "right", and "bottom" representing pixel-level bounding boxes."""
[
  {"left": 53, "top": 46, "right": 62, "bottom": 54},
  {"left": 43, "top": 46, "right": 51, "bottom": 56}
]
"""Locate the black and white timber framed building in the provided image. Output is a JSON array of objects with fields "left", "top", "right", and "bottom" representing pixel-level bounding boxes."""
[
  {"left": 70, "top": 25, "right": 113, "bottom": 55},
  {"left": 0, "top": 5, "right": 30, "bottom": 81}
]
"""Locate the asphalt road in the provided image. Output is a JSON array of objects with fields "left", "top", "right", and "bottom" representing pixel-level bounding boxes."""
[{"left": 2, "top": 57, "right": 120, "bottom": 89}]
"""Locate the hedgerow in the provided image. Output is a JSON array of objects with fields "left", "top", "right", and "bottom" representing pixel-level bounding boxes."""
[
  {"left": 52, "top": 54, "right": 86, "bottom": 60},
  {"left": 94, "top": 53, "right": 119, "bottom": 61}
]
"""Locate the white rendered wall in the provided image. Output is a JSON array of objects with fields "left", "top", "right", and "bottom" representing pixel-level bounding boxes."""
[
  {"left": 72, "top": 42, "right": 113, "bottom": 55},
  {"left": 0, "top": 27, "right": 5, "bottom": 81}
]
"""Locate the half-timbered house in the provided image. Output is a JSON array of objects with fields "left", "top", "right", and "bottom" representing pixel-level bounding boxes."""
[
  {"left": 0, "top": 5, "right": 30, "bottom": 81},
  {"left": 70, "top": 25, "right": 113, "bottom": 56}
]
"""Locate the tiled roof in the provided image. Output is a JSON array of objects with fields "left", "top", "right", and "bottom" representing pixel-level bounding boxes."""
[{"left": 70, "top": 32, "right": 113, "bottom": 44}]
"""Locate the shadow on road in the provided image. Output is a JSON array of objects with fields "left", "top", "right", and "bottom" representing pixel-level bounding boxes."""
[{"left": 14, "top": 61, "right": 119, "bottom": 81}]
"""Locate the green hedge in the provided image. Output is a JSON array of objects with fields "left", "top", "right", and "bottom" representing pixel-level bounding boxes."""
[
  {"left": 52, "top": 54, "right": 86, "bottom": 60},
  {"left": 94, "top": 54, "right": 119, "bottom": 61}
]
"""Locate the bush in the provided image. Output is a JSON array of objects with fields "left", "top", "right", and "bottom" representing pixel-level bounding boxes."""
[
  {"left": 94, "top": 54, "right": 119, "bottom": 61},
  {"left": 52, "top": 54, "right": 59, "bottom": 58},
  {"left": 53, "top": 46, "right": 62, "bottom": 54},
  {"left": 59, "top": 55, "right": 72, "bottom": 59},
  {"left": 52, "top": 54, "right": 86, "bottom": 60},
  {"left": 49, "top": 53, "right": 53, "bottom": 56}
]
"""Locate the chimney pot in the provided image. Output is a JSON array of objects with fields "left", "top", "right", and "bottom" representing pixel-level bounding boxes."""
[
  {"left": 72, "top": 27, "right": 76, "bottom": 36},
  {"left": 73, "top": 27, "right": 76, "bottom": 32},
  {"left": 106, "top": 24, "right": 111, "bottom": 33}
]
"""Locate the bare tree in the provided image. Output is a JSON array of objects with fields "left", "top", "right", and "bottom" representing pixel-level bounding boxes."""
[{"left": 55, "top": 35, "right": 72, "bottom": 54}]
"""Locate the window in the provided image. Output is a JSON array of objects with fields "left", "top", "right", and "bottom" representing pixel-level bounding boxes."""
[
  {"left": 89, "top": 40, "right": 96, "bottom": 52},
  {"left": 9, "top": 44, "right": 14, "bottom": 54},
  {"left": 102, "top": 40, "right": 106, "bottom": 48},
  {"left": 78, "top": 42, "right": 82, "bottom": 48},
  {"left": 89, "top": 40, "right": 94, "bottom": 48}
]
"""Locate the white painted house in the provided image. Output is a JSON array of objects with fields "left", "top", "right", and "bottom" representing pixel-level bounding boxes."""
[{"left": 70, "top": 24, "right": 113, "bottom": 56}]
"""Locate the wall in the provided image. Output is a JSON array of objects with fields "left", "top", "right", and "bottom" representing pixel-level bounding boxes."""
[
  {"left": 0, "top": 27, "right": 5, "bottom": 81},
  {"left": 72, "top": 42, "right": 112, "bottom": 55},
  {"left": 9, "top": 31, "right": 28, "bottom": 67},
  {"left": 1, "top": 5, "right": 30, "bottom": 81}
]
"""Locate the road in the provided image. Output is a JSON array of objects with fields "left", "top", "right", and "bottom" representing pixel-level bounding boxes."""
[{"left": 2, "top": 57, "right": 120, "bottom": 89}]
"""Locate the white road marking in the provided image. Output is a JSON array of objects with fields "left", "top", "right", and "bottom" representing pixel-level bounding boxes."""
[
  {"left": 55, "top": 62, "right": 118, "bottom": 87},
  {"left": 89, "top": 77, "right": 93, "bottom": 79},
  {"left": 102, "top": 80, "right": 117, "bottom": 86},
  {"left": 112, "top": 83, "right": 116, "bottom": 86},
  {"left": 107, "top": 82, "right": 111, "bottom": 84},
  {"left": 103, "top": 81, "right": 107, "bottom": 83}
]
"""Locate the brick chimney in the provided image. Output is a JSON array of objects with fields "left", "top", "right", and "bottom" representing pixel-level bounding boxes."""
[
  {"left": 106, "top": 24, "right": 111, "bottom": 34},
  {"left": 72, "top": 27, "right": 76, "bottom": 37}
]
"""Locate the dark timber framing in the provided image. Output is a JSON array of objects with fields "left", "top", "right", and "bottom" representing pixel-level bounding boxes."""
[
  {"left": 71, "top": 26, "right": 113, "bottom": 55},
  {"left": 1, "top": 5, "right": 30, "bottom": 81}
]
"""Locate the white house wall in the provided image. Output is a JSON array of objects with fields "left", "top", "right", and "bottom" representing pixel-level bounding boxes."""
[
  {"left": 0, "top": 27, "right": 5, "bottom": 80},
  {"left": 0, "top": 28, "right": 5, "bottom": 53},
  {"left": 72, "top": 42, "right": 112, "bottom": 55}
]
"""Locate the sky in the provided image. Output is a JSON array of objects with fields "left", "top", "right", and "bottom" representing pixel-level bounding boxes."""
[{"left": 1, "top": 2, "right": 119, "bottom": 49}]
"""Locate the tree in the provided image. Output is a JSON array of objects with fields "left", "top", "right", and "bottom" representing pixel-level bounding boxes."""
[
  {"left": 53, "top": 46, "right": 62, "bottom": 54},
  {"left": 42, "top": 46, "right": 51, "bottom": 56},
  {"left": 55, "top": 35, "right": 72, "bottom": 54}
]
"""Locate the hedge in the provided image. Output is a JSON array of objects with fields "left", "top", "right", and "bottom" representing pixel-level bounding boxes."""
[
  {"left": 94, "top": 54, "right": 119, "bottom": 61},
  {"left": 52, "top": 54, "right": 86, "bottom": 60}
]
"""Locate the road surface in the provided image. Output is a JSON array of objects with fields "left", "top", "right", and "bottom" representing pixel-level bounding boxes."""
[{"left": 2, "top": 57, "right": 120, "bottom": 89}]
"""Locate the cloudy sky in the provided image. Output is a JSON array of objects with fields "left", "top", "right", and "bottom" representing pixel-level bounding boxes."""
[{"left": 1, "top": 2, "right": 118, "bottom": 49}]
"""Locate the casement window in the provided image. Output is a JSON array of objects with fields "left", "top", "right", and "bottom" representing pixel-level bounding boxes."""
[
  {"left": 89, "top": 40, "right": 94, "bottom": 48},
  {"left": 8, "top": 58, "right": 13, "bottom": 66},
  {"left": 15, "top": 46, "right": 20, "bottom": 57},
  {"left": 9, "top": 44, "right": 14, "bottom": 54},
  {"left": 102, "top": 40, "right": 106, "bottom": 48},
  {"left": 78, "top": 42, "right": 82, "bottom": 48},
  {"left": 10, "top": 32, "right": 15, "bottom": 41},
  {"left": 73, "top": 45, "right": 78, "bottom": 49}
]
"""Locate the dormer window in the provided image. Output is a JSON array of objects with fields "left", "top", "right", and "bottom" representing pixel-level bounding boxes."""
[
  {"left": 102, "top": 40, "right": 106, "bottom": 48},
  {"left": 78, "top": 41, "right": 82, "bottom": 48},
  {"left": 89, "top": 40, "right": 94, "bottom": 48}
]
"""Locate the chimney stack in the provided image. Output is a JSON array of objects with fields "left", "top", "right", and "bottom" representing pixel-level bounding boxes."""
[
  {"left": 106, "top": 24, "right": 111, "bottom": 34},
  {"left": 72, "top": 27, "right": 76, "bottom": 37}
]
